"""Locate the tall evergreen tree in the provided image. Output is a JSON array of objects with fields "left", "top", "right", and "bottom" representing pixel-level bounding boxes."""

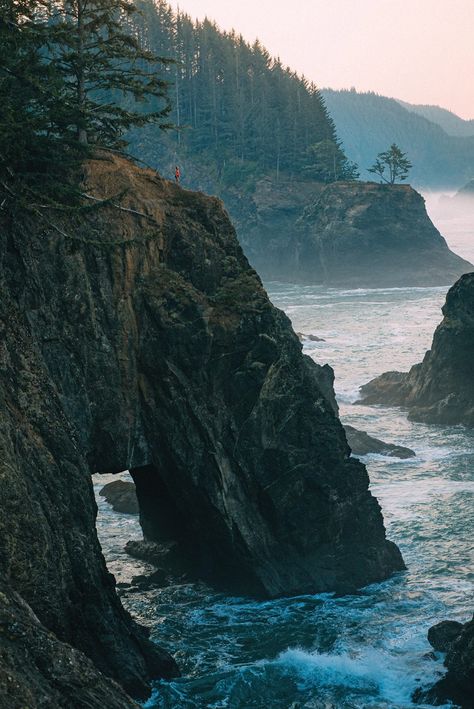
[
  {"left": 125, "top": 0, "right": 356, "bottom": 186},
  {"left": 47, "top": 0, "right": 173, "bottom": 147},
  {"left": 0, "top": 0, "right": 83, "bottom": 207}
]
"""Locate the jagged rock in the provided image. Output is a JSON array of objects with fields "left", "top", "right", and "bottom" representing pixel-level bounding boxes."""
[
  {"left": 125, "top": 540, "right": 188, "bottom": 580},
  {"left": 100, "top": 480, "right": 139, "bottom": 514},
  {"left": 428, "top": 620, "right": 464, "bottom": 652},
  {"left": 0, "top": 153, "right": 404, "bottom": 701},
  {"left": 344, "top": 425, "right": 415, "bottom": 459},
  {"left": 358, "top": 273, "right": 474, "bottom": 426},
  {"left": 418, "top": 616, "right": 474, "bottom": 708},
  {"left": 297, "top": 332, "right": 326, "bottom": 342},
  {"left": 236, "top": 180, "right": 472, "bottom": 287},
  {"left": 0, "top": 285, "right": 178, "bottom": 702}
]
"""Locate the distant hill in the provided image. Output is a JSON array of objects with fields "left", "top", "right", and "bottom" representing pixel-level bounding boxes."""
[
  {"left": 397, "top": 101, "right": 474, "bottom": 137},
  {"left": 322, "top": 89, "right": 474, "bottom": 188}
]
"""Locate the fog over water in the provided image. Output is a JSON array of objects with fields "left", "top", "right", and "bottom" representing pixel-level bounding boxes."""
[{"left": 95, "top": 193, "right": 474, "bottom": 709}]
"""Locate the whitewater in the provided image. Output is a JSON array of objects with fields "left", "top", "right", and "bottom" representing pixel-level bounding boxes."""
[{"left": 94, "top": 193, "right": 474, "bottom": 708}]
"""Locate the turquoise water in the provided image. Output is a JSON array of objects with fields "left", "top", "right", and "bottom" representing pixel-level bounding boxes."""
[{"left": 94, "top": 199, "right": 474, "bottom": 708}]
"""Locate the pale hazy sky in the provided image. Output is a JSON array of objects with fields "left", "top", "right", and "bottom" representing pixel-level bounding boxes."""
[{"left": 168, "top": 0, "right": 474, "bottom": 119}]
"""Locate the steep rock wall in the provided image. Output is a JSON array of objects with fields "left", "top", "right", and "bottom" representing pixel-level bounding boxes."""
[{"left": 259, "top": 181, "right": 472, "bottom": 287}]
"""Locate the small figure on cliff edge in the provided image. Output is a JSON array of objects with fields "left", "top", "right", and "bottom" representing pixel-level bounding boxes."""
[{"left": 175, "top": 165, "right": 181, "bottom": 184}]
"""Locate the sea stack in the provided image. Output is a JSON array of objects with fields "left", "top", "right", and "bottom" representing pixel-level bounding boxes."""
[
  {"left": 0, "top": 154, "right": 405, "bottom": 702},
  {"left": 236, "top": 180, "right": 473, "bottom": 287}
]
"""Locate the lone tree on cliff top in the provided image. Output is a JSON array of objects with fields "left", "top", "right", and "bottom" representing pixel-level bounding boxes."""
[{"left": 368, "top": 144, "right": 412, "bottom": 184}]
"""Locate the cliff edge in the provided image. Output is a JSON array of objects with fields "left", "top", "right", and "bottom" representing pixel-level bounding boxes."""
[{"left": 1, "top": 153, "right": 404, "bottom": 703}]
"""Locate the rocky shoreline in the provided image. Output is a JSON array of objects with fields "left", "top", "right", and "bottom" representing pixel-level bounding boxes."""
[{"left": 357, "top": 272, "right": 474, "bottom": 706}]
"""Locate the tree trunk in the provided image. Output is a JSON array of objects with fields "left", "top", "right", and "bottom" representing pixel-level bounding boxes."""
[{"left": 77, "top": 0, "right": 87, "bottom": 145}]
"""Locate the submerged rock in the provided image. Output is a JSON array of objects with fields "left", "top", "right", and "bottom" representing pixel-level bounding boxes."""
[
  {"left": 1, "top": 153, "right": 404, "bottom": 702},
  {"left": 297, "top": 332, "right": 326, "bottom": 342},
  {"left": 237, "top": 180, "right": 472, "bottom": 287},
  {"left": 100, "top": 479, "right": 139, "bottom": 514},
  {"left": 358, "top": 273, "right": 474, "bottom": 426},
  {"left": 344, "top": 425, "right": 415, "bottom": 459}
]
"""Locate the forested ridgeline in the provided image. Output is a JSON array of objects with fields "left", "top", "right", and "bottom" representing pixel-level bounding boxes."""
[
  {"left": 397, "top": 100, "right": 474, "bottom": 138},
  {"left": 323, "top": 89, "right": 474, "bottom": 188},
  {"left": 121, "top": 0, "right": 358, "bottom": 189}
]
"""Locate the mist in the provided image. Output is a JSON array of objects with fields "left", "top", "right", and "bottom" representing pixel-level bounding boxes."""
[{"left": 422, "top": 190, "right": 474, "bottom": 264}]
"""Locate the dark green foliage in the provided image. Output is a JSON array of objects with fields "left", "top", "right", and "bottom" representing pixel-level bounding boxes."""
[
  {"left": 368, "top": 144, "right": 412, "bottom": 184},
  {"left": 304, "top": 140, "right": 360, "bottom": 182},
  {"left": 0, "top": 0, "right": 172, "bottom": 212},
  {"left": 126, "top": 0, "right": 353, "bottom": 186},
  {"left": 0, "top": 1, "right": 86, "bottom": 208},
  {"left": 47, "top": 0, "right": 173, "bottom": 148}
]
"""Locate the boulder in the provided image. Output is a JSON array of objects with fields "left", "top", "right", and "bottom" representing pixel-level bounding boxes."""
[
  {"left": 100, "top": 480, "right": 139, "bottom": 514},
  {"left": 344, "top": 425, "right": 415, "bottom": 459},
  {"left": 418, "top": 616, "right": 474, "bottom": 707},
  {"left": 428, "top": 620, "right": 464, "bottom": 652}
]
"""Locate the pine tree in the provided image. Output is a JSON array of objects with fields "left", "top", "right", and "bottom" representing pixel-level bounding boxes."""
[
  {"left": 48, "top": 0, "right": 173, "bottom": 147},
  {"left": 0, "top": 0, "right": 84, "bottom": 207}
]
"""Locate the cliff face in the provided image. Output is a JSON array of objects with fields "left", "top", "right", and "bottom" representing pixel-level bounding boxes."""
[
  {"left": 359, "top": 273, "right": 474, "bottom": 425},
  {"left": 1, "top": 153, "right": 404, "bottom": 702},
  {"left": 130, "top": 148, "right": 473, "bottom": 288},
  {"left": 0, "top": 249, "right": 178, "bottom": 702},
  {"left": 253, "top": 181, "right": 471, "bottom": 287},
  {"left": 227, "top": 180, "right": 472, "bottom": 287}
]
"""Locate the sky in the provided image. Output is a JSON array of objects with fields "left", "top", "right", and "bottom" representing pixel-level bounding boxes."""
[{"left": 167, "top": 0, "right": 474, "bottom": 119}]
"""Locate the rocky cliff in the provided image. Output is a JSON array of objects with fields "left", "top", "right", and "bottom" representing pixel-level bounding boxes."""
[
  {"left": 134, "top": 153, "right": 473, "bottom": 287},
  {"left": 359, "top": 272, "right": 474, "bottom": 425},
  {"left": 0, "top": 153, "right": 404, "bottom": 704},
  {"left": 239, "top": 180, "right": 472, "bottom": 287}
]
